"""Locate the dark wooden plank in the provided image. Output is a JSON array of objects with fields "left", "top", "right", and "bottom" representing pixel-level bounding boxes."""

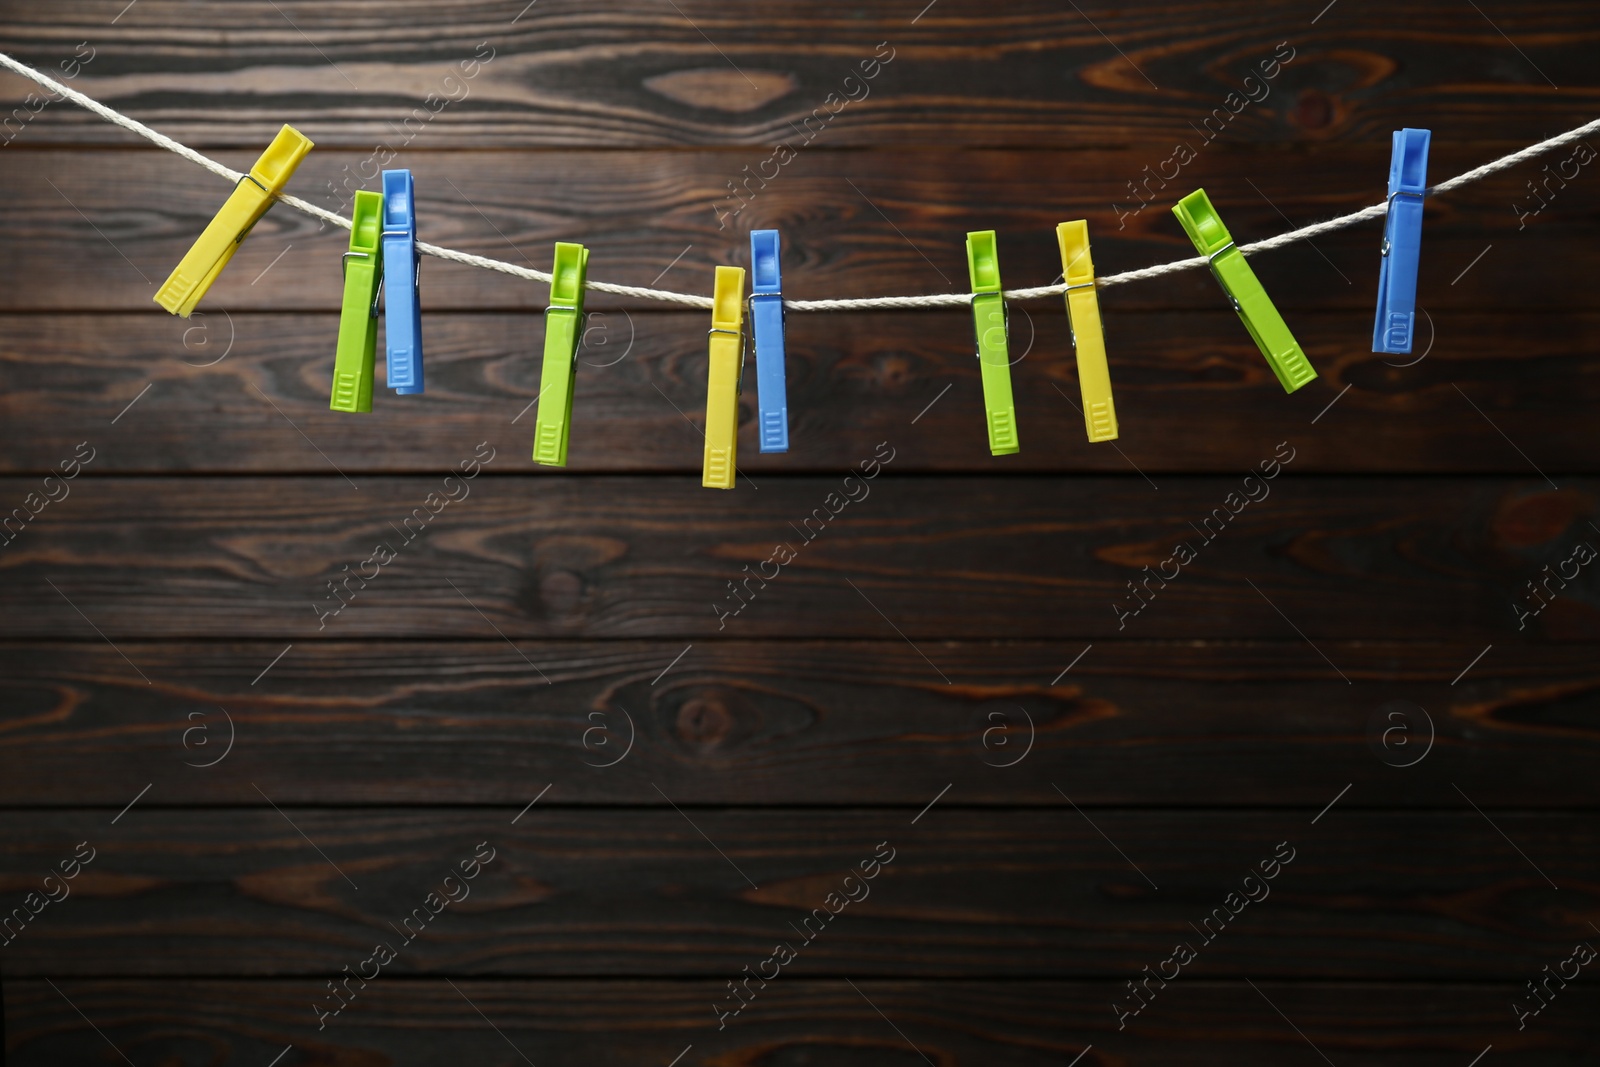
[
  {"left": 2, "top": 0, "right": 1596, "bottom": 147},
  {"left": 2, "top": 475, "right": 1596, "bottom": 641},
  {"left": 7, "top": 979, "right": 1596, "bottom": 1066},
  {"left": 1, "top": 809, "right": 1596, "bottom": 977},
  {"left": 3, "top": 640, "right": 1598, "bottom": 807},
  {"left": 2, "top": 145, "right": 1593, "bottom": 312},
  {"left": 5, "top": 311, "right": 1600, "bottom": 474},
  {"left": 1, "top": 3, "right": 1592, "bottom": 1058}
]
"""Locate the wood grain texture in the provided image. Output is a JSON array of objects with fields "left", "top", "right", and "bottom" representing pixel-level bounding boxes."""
[
  {"left": 0, "top": 145, "right": 1591, "bottom": 313},
  {"left": 4, "top": 311, "right": 1600, "bottom": 475},
  {"left": 1, "top": 809, "right": 1595, "bottom": 977},
  {"left": 3, "top": 0, "right": 1599, "bottom": 1057},
  {"left": 9, "top": 978, "right": 1594, "bottom": 1067},
  {"left": 1, "top": 475, "right": 1595, "bottom": 641},
  {"left": 4, "top": 640, "right": 1598, "bottom": 807},
  {"left": 1, "top": 0, "right": 1595, "bottom": 148}
]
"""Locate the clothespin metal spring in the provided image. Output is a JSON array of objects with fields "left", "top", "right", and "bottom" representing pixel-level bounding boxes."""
[{"left": 341, "top": 250, "right": 384, "bottom": 317}]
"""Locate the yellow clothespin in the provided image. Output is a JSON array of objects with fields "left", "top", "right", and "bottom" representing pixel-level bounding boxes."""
[
  {"left": 702, "top": 265, "right": 746, "bottom": 490},
  {"left": 154, "top": 124, "right": 313, "bottom": 317},
  {"left": 1056, "top": 221, "right": 1118, "bottom": 442}
]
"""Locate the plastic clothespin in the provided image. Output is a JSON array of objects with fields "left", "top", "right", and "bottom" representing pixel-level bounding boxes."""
[
  {"left": 966, "top": 230, "right": 1020, "bottom": 455},
  {"left": 155, "top": 125, "right": 313, "bottom": 317},
  {"left": 749, "top": 229, "right": 789, "bottom": 454},
  {"left": 703, "top": 265, "right": 746, "bottom": 489},
  {"left": 329, "top": 190, "right": 384, "bottom": 413},
  {"left": 1373, "top": 128, "right": 1431, "bottom": 355},
  {"left": 381, "top": 169, "right": 424, "bottom": 394},
  {"left": 1172, "top": 189, "right": 1315, "bottom": 393},
  {"left": 1056, "top": 220, "right": 1118, "bottom": 442},
  {"left": 532, "top": 242, "right": 590, "bottom": 466}
]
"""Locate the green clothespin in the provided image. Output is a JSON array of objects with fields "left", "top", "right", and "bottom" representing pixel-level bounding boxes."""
[
  {"left": 533, "top": 242, "right": 589, "bottom": 466},
  {"left": 330, "top": 189, "right": 384, "bottom": 412},
  {"left": 1172, "top": 189, "right": 1315, "bottom": 393},
  {"left": 966, "top": 230, "right": 1019, "bottom": 455}
]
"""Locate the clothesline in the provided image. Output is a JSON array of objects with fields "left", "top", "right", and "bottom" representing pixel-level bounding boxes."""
[{"left": 3, "top": 48, "right": 1596, "bottom": 312}]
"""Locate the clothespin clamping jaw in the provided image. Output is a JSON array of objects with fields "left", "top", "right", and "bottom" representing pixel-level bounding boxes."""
[
  {"left": 702, "top": 266, "right": 747, "bottom": 489},
  {"left": 1172, "top": 189, "right": 1315, "bottom": 393},
  {"left": 1056, "top": 220, "right": 1118, "bottom": 442},
  {"left": 382, "top": 169, "right": 424, "bottom": 394},
  {"left": 1373, "top": 128, "right": 1430, "bottom": 355},
  {"left": 532, "top": 242, "right": 590, "bottom": 466},
  {"left": 155, "top": 124, "right": 313, "bottom": 317},
  {"left": 329, "top": 190, "right": 384, "bottom": 413},
  {"left": 749, "top": 230, "right": 789, "bottom": 454},
  {"left": 966, "top": 230, "right": 1020, "bottom": 455}
]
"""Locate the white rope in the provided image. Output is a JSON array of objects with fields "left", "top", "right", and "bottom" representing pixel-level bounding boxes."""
[{"left": 4, "top": 49, "right": 1594, "bottom": 313}]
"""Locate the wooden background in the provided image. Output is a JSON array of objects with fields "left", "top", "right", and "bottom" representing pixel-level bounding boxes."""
[{"left": 3, "top": 1, "right": 1599, "bottom": 1063}]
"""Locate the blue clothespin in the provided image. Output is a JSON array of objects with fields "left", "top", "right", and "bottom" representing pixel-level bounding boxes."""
[
  {"left": 381, "top": 169, "right": 424, "bottom": 393},
  {"left": 749, "top": 229, "right": 789, "bottom": 453},
  {"left": 1373, "top": 129, "right": 1430, "bottom": 355}
]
